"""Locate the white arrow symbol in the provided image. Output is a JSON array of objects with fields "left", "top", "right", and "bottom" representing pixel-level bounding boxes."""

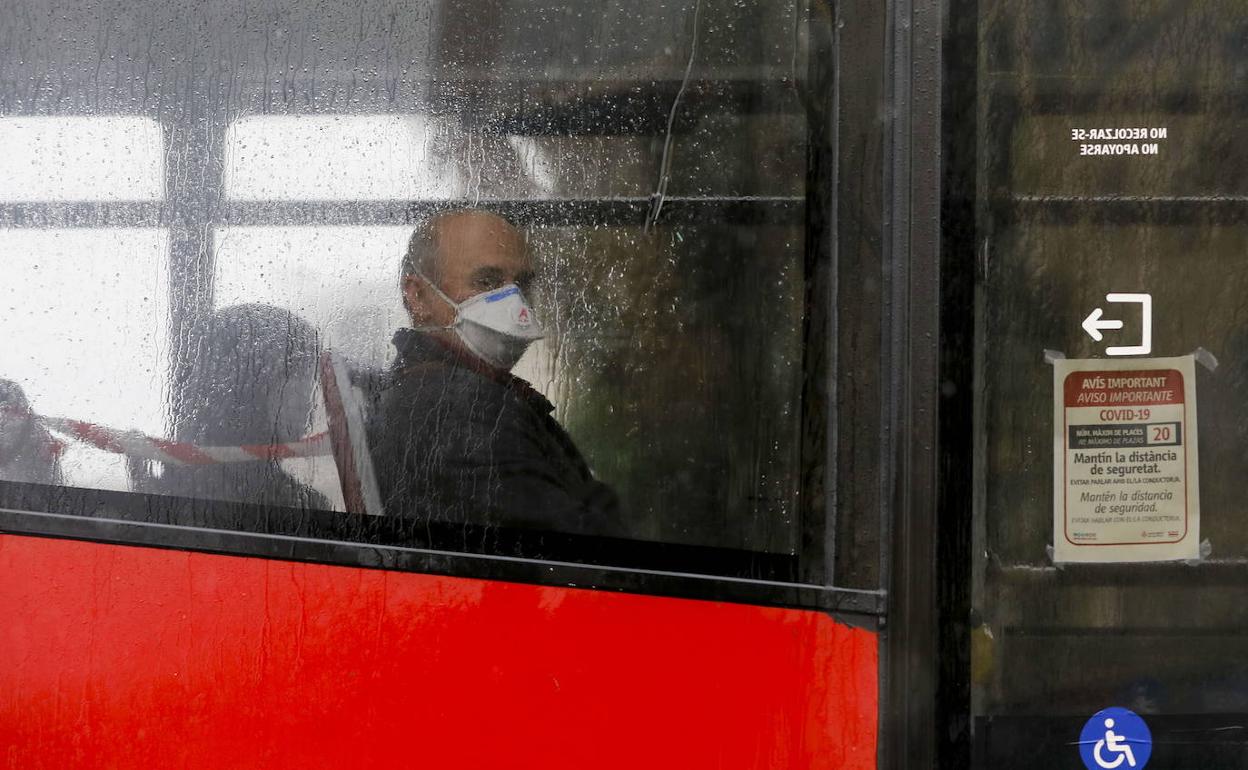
[
  {"left": 1081, "top": 293, "right": 1152, "bottom": 356},
  {"left": 1081, "top": 307, "right": 1123, "bottom": 342}
]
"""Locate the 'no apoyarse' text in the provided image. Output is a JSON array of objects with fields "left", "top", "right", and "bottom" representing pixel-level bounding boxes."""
[{"left": 1071, "top": 127, "right": 1167, "bottom": 157}]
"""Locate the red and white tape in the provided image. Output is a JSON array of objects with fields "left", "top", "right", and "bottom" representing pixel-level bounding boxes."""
[{"left": 1, "top": 406, "right": 330, "bottom": 466}]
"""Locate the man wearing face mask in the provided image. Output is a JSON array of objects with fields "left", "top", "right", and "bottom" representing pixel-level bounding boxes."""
[{"left": 366, "top": 209, "right": 621, "bottom": 536}]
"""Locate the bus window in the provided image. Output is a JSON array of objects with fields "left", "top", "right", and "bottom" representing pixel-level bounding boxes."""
[
  {"left": 223, "top": 115, "right": 464, "bottom": 201},
  {"left": 0, "top": 116, "right": 168, "bottom": 492},
  {"left": 0, "top": 0, "right": 885, "bottom": 593},
  {"left": 0, "top": 117, "right": 164, "bottom": 202}
]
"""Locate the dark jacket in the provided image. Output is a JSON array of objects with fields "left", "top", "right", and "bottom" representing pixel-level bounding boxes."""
[{"left": 367, "top": 329, "right": 620, "bottom": 535}]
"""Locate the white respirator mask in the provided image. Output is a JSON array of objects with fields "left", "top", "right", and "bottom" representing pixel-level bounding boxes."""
[{"left": 416, "top": 274, "right": 545, "bottom": 370}]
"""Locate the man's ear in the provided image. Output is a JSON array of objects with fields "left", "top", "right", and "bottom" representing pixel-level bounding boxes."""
[{"left": 402, "top": 274, "right": 429, "bottom": 324}]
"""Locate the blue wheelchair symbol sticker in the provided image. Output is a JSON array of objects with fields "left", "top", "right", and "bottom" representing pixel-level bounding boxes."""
[{"left": 1079, "top": 707, "right": 1152, "bottom": 769}]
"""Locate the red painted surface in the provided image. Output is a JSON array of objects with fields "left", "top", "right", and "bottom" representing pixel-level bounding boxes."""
[{"left": 0, "top": 534, "right": 878, "bottom": 769}]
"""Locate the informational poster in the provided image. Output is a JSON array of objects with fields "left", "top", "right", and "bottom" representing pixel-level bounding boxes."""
[{"left": 1053, "top": 356, "right": 1200, "bottom": 563}]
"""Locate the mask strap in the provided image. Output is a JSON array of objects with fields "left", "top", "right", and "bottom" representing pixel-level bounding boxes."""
[{"left": 409, "top": 271, "right": 460, "bottom": 331}]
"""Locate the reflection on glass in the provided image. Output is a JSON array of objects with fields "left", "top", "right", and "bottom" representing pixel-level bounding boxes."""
[
  {"left": 0, "top": 228, "right": 169, "bottom": 490},
  {"left": 0, "top": 117, "right": 164, "bottom": 202}
]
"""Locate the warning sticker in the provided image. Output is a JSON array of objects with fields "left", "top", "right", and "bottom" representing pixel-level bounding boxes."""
[{"left": 1053, "top": 356, "right": 1200, "bottom": 563}]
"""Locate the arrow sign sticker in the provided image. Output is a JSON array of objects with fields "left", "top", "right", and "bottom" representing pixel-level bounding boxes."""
[
  {"left": 1081, "top": 293, "right": 1152, "bottom": 356},
  {"left": 1081, "top": 307, "right": 1123, "bottom": 342}
]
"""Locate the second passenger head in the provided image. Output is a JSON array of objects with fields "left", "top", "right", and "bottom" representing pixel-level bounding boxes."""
[{"left": 400, "top": 210, "right": 543, "bottom": 371}]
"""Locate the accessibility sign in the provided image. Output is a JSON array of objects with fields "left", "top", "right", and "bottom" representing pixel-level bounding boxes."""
[
  {"left": 1079, "top": 707, "right": 1152, "bottom": 769},
  {"left": 1053, "top": 356, "right": 1200, "bottom": 563}
]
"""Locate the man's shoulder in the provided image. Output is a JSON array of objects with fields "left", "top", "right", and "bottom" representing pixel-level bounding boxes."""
[
  {"left": 390, "top": 357, "right": 502, "bottom": 394},
  {"left": 377, "top": 357, "right": 519, "bottom": 422}
]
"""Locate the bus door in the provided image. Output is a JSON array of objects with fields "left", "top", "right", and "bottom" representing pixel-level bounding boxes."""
[{"left": 953, "top": 0, "right": 1248, "bottom": 766}]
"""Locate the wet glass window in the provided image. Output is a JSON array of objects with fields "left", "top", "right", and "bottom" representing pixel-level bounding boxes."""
[
  {"left": 0, "top": 115, "right": 169, "bottom": 492},
  {"left": 0, "top": 0, "right": 886, "bottom": 588}
]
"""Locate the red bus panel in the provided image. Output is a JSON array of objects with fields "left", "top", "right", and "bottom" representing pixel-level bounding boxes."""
[{"left": 0, "top": 534, "right": 877, "bottom": 769}]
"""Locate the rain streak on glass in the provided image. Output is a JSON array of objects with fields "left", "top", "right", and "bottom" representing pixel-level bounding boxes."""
[{"left": 0, "top": 0, "right": 816, "bottom": 575}]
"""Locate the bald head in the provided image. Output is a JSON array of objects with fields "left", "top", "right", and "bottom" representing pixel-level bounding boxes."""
[
  {"left": 401, "top": 209, "right": 535, "bottom": 331},
  {"left": 403, "top": 210, "right": 527, "bottom": 285}
]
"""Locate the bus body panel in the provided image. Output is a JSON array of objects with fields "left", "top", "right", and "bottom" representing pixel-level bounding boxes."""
[{"left": 0, "top": 533, "right": 877, "bottom": 769}]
